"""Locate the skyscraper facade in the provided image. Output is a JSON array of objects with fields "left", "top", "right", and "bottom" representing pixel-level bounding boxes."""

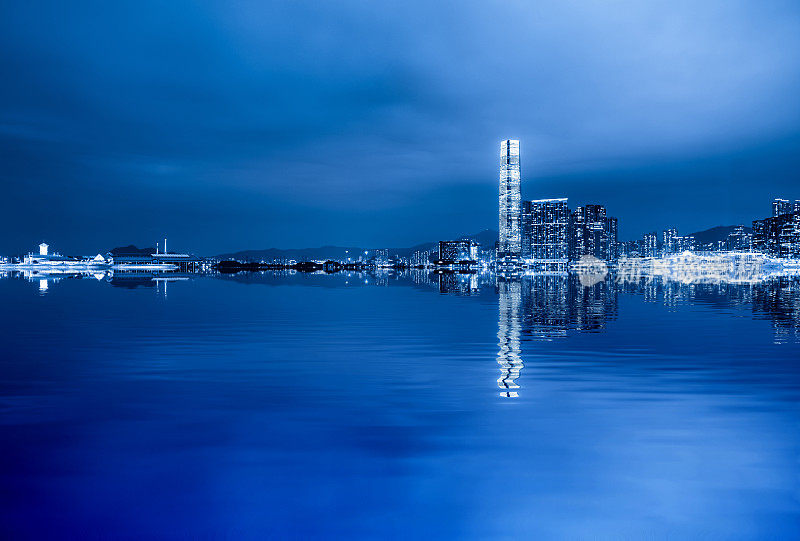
[
  {"left": 754, "top": 211, "right": 800, "bottom": 258},
  {"left": 641, "top": 232, "right": 658, "bottom": 258},
  {"left": 498, "top": 139, "right": 521, "bottom": 262},
  {"left": 662, "top": 228, "right": 678, "bottom": 255},
  {"left": 522, "top": 198, "right": 569, "bottom": 263},
  {"left": 569, "top": 205, "right": 618, "bottom": 261},
  {"left": 773, "top": 198, "right": 792, "bottom": 217}
]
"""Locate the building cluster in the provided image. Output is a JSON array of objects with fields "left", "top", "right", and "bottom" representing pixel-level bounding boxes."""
[
  {"left": 752, "top": 199, "right": 800, "bottom": 258},
  {"left": 621, "top": 230, "right": 696, "bottom": 258},
  {"left": 620, "top": 225, "right": 756, "bottom": 258},
  {"left": 496, "top": 140, "right": 619, "bottom": 270},
  {"left": 1, "top": 239, "right": 208, "bottom": 273},
  {"left": 493, "top": 139, "right": 800, "bottom": 266}
]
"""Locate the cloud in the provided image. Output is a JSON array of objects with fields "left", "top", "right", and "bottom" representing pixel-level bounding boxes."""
[{"left": 1, "top": 1, "right": 800, "bottom": 251}]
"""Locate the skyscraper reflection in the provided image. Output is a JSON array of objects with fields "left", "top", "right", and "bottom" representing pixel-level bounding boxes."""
[
  {"left": 495, "top": 274, "right": 620, "bottom": 397},
  {"left": 497, "top": 278, "right": 523, "bottom": 398}
]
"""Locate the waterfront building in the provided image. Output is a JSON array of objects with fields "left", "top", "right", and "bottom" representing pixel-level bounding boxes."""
[
  {"left": 17, "top": 242, "right": 109, "bottom": 268},
  {"left": 672, "top": 235, "right": 696, "bottom": 253},
  {"left": 618, "top": 240, "right": 640, "bottom": 257},
  {"left": 521, "top": 198, "right": 569, "bottom": 269},
  {"left": 373, "top": 249, "right": 390, "bottom": 267},
  {"left": 662, "top": 228, "right": 678, "bottom": 255},
  {"left": 569, "top": 205, "right": 619, "bottom": 262},
  {"left": 754, "top": 211, "right": 800, "bottom": 258},
  {"left": 498, "top": 139, "right": 521, "bottom": 264},
  {"left": 411, "top": 250, "right": 433, "bottom": 268},
  {"left": 642, "top": 232, "right": 659, "bottom": 258},
  {"left": 727, "top": 226, "right": 751, "bottom": 251},
  {"left": 110, "top": 241, "right": 201, "bottom": 271},
  {"left": 438, "top": 240, "right": 479, "bottom": 265}
]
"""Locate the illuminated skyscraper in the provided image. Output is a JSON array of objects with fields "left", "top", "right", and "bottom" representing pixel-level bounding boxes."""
[
  {"left": 498, "top": 139, "right": 521, "bottom": 263},
  {"left": 569, "top": 205, "right": 619, "bottom": 261},
  {"left": 522, "top": 198, "right": 569, "bottom": 270},
  {"left": 662, "top": 228, "right": 678, "bottom": 255},
  {"left": 642, "top": 232, "right": 658, "bottom": 258},
  {"left": 773, "top": 198, "right": 792, "bottom": 217}
]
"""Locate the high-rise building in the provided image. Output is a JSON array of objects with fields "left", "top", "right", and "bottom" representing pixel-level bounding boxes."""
[
  {"left": 672, "top": 235, "right": 696, "bottom": 253},
  {"left": 641, "top": 232, "right": 658, "bottom": 258},
  {"left": 438, "top": 240, "right": 479, "bottom": 264},
  {"left": 773, "top": 198, "right": 792, "bottom": 217},
  {"left": 521, "top": 198, "right": 569, "bottom": 265},
  {"left": 569, "top": 205, "right": 618, "bottom": 261},
  {"left": 754, "top": 212, "right": 800, "bottom": 258},
  {"left": 727, "top": 226, "right": 751, "bottom": 251},
  {"left": 618, "top": 240, "right": 640, "bottom": 257},
  {"left": 662, "top": 228, "right": 678, "bottom": 255},
  {"left": 498, "top": 139, "right": 521, "bottom": 263}
]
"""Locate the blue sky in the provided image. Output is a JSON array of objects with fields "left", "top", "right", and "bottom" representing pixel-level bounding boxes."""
[{"left": 1, "top": 1, "right": 800, "bottom": 254}]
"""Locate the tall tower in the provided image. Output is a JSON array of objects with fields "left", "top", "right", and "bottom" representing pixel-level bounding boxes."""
[{"left": 498, "top": 139, "right": 521, "bottom": 262}]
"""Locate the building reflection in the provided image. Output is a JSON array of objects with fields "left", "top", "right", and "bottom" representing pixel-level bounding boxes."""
[
  {"left": 754, "top": 279, "right": 800, "bottom": 344},
  {"left": 497, "top": 278, "right": 523, "bottom": 397},
  {"left": 495, "top": 274, "right": 619, "bottom": 397},
  {"left": 438, "top": 271, "right": 479, "bottom": 295},
  {"left": 517, "top": 274, "right": 618, "bottom": 341},
  {"left": 620, "top": 274, "right": 800, "bottom": 344}
]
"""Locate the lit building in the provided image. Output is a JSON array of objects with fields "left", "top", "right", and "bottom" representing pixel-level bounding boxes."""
[
  {"left": 672, "top": 235, "right": 696, "bottom": 253},
  {"left": 641, "top": 232, "right": 658, "bottom": 258},
  {"left": 438, "top": 240, "right": 479, "bottom": 264},
  {"left": 773, "top": 198, "right": 792, "bottom": 217},
  {"left": 373, "top": 249, "right": 390, "bottom": 267},
  {"left": 662, "top": 228, "right": 678, "bottom": 255},
  {"left": 521, "top": 198, "right": 569, "bottom": 268},
  {"left": 498, "top": 139, "right": 521, "bottom": 263},
  {"left": 727, "top": 226, "right": 751, "bottom": 251},
  {"left": 753, "top": 211, "right": 800, "bottom": 258},
  {"left": 618, "top": 240, "right": 640, "bottom": 257},
  {"left": 569, "top": 205, "right": 618, "bottom": 262},
  {"left": 411, "top": 250, "right": 432, "bottom": 267}
]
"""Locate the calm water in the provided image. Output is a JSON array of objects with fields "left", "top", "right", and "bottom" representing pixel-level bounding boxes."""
[{"left": 2, "top": 270, "right": 800, "bottom": 539}]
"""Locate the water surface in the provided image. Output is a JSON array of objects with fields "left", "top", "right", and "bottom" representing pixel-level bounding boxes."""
[{"left": 2, "top": 271, "right": 799, "bottom": 539}]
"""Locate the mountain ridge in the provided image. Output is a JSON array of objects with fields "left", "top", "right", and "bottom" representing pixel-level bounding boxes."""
[
  {"left": 111, "top": 225, "right": 752, "bottom": 261},
  {"left": 215, "top": 230, "right": 498, "bottom": 261}
]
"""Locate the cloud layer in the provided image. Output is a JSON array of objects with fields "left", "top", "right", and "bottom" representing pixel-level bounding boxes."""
[{"left": 2, "top": 1, "right": 800, "bottom": 253}]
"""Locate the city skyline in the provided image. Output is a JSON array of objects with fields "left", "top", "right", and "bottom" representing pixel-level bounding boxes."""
[
  {"left": 5, "top": 4, "right": 800, "bottom": 539},
  {"left": 1, "top": 136, "right": 794, "bottom": 259},
  {"left": 2, "top": 2, "right": 800, "bottom": 254}
]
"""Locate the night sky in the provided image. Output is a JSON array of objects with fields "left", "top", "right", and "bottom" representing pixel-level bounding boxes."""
[{"left": 2, "top": 1, "right": 800, "bottom": 255}]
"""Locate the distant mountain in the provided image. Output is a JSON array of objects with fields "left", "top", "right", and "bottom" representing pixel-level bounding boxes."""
[
  {"left": 216, "top": 230, "right": 499, "bottom": 262},
  {"left": 109, "top": 245, "right": 155, "bottom": 256},
  {"left": 685, "top": 225, "right": 752, "bottom": 245},
  {"left": 216, "top": 245, "right": 365, "bottom": 262}
]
